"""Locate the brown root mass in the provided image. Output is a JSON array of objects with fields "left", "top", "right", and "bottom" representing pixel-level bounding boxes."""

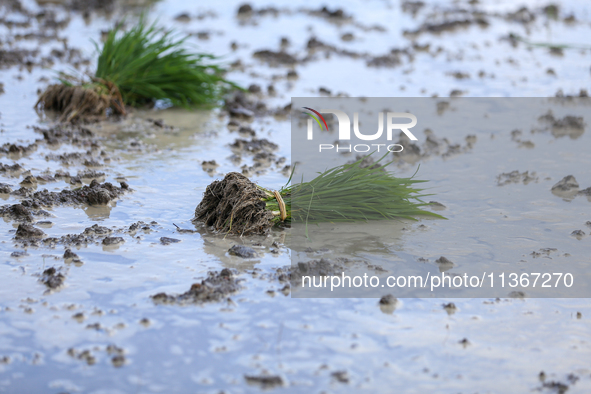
[
  {"left": 193, "top": 172, "right": 275, "bottom": 235},
  {"left": 36, "top": 83, "right": 125, "bottom": 122}
]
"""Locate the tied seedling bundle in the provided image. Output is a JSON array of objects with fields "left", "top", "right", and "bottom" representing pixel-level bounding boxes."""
[
  {"left": 193, "top": 155, "right": 445, "bottom": 236},
  {"left": 36, "top": 19, "right": 237, "bottom": 122}
]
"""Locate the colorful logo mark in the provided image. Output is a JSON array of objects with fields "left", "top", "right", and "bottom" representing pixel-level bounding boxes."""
[{"left": 302, "top": 107, "right": 329, "bottom": 132}]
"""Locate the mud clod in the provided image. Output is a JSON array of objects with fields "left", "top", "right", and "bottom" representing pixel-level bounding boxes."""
[
  {"left": 379, "top": 294, "right": 398, "bottom": 306},
  {"left": 347, "top": 154, "right": 383, "bottom": 170},
  {"left": 228, "top": 106, "right": 254, "bottom": 118},
  {"left": 237, "top": 126, "right": 256, "bottom": 137},
  {"left": 227, "top": 119, "right": 240, "bottom": 129},
  {"left": 497, "top": 170, "right": 538, "bottom": 186},
  {"left": 247, "top": 84, "right": 261, "bottom": 94},
  {"left": 1, "top": 143, "right": 37, "bottom": 156},
  {"left": 245, "top": 375, "right": 284, "bottom": 388},
  {"left": 151, "top": 269, "right": 241, "bottom": 304},
  {"left": 224, "top": 90, "right": 265, "bottom": 118},
  {"left": 435, "top": 256, "right": 455, "bottom": 272},
  {"left": 40, "top": 267, "right": 65, "bottom": 289},
  {"left": 551, "top": 175, "right": 579, "bottom": 200},
  {"left": 230, "top": 138, "right": 278, "bottom": 154},
  {"left": 530, "top": 248, "right": 558, "bottom": 258},
  {"left": 228, "top": 244, "right": 258, "bottom": 258},
  {"left": 550, "top": 116, "right": 585, "bottom": 139},
  {"left": 378, "top": 293, "right": 398, "bottom": 313},
  {"left": 0, "top": 183, "right": 13, "bottom": 194},
  {"left": 72, "top": 312, "right": 84, "bottom": 322},
  {"left": 84, "top": 224, "right": 112, "bottom": 236},
  {"left": 15, "top": 223, "right": 45, "bottom": 239},
  {"left": 74, "top": 349, "right": 96, "bottom": 365},
  {"left": 291, "top": 258, "right": 353, "bottom": 287},
  {"left": 128, "top": 221, "right": 156, "bottom": 233},
  {"left": 237, "top": 3, "right": 253, "bottom": 15},
  {"left": 443, "top": 302, "right": 457, "bottom": 315},
  {"left": 111, "top": 355, "right": 125, "bottom": 367},
  {"left": 332, "top": 371, "right": 350, "bottom": 383},
  {"left": 429, "top": 201, "right": 446, "bottom": 210},
  {"left": 570, "top": 230, "right": 585, "bottom": 239},
  {"left": 11, "top": 180, "right": 128, "bottom": 209},
  {"left": 193, "top": 172, "right": 275, "bottom": 235},
  {"left": 63, "top": 249, "right": 79, "bottom": 259},
  {"left": 174, "top": 13, "right": 190, "bottom": 22},
  {"left": 20, "top": 175, "right": 37, "bottom": 187},
  {"left": 103, "top": 237, "right": 124, "bottom": 245},
  {"left": 0, "top": 163, "right": 23, "bottom": 174},
  {"left": 253, "top": 50, "right": 297, "bottom": 66},
  {"left": 0, "top": 49, "right": 39, "bottom": 69},
  {"left": 87, "top": 187, "right": 115, "bottom": 205},
  {"left": 405, "top": 18, "right": 488, "bottom": 37},
  {"left": 542, "top": 381, "right": 570, "bottom": 394},
  {"left": 202, "top": 160, "right": 218, "bottom": 170},
  {"left": 509, "top": 291, "right": 526, "bottom": 299},
  {"left": 578, "top": 187, "right": 591, "bottom": 199},
  {"left": 1, "top": 204, "right": 34, "bottom": 222},
  {"left": 160, "top": 237, "right": 181, "bottom": 245},
  {"left": 552, "top": 176, "right": 579, "bottom": 191}
]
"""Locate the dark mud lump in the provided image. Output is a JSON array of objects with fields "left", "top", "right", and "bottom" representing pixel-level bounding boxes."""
[
  {"left": 15, "top": 224, "right": 45, "bottom": 239},
  {"left": 40, "top": 267, "right": 65, "bottom": 289},
  {"left": 228, "top": 244, "right": 258, "bottom": 258},
  {"left": 151, "top": 269, "right": 240, "bottom": 304}
]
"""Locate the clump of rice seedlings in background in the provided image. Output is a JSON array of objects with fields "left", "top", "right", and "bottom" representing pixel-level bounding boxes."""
[
  {"left": 193, "top": 155, "right": 445, "bottom": 236},
  {"left": 36, "top": 19, "right": 238, "bottom": 122}
]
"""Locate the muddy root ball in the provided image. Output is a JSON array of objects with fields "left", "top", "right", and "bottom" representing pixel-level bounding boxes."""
[
  {"left": 193, "top": 172, "right": 275, "bottom": 235},
  {"left": 36, "top": 84, "right": 124, "bottom": 123}
]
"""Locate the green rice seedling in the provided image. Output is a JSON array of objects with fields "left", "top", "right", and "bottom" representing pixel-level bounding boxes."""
[
  {"left": 95, "top": 19, "right": 237, "bottom": 107},
  {"left": 194, "top": 154, "right": 445, "bottom": 236},
  {"left": 37, "top": 18, "right": 238, "bottom": 122}
]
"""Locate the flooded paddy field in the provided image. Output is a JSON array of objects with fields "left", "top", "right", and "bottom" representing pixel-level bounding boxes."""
[{"left": 0, "top": 0, "right": 590, "bottom": 392}]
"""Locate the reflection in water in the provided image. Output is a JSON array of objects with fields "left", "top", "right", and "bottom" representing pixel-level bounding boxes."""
[
  {"left": 83, "top": 204, "right": 113, "bottom": 219},
  {"left": 196, "top": 225, "right": 288, "bottom": 270}
]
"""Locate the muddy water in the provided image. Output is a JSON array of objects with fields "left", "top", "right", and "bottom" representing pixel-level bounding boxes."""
[{"left": 1, "top": 0, "right": 590, "bottom": 392}]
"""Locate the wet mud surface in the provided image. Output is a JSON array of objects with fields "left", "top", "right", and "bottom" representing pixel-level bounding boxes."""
[{"left": 0, "top": 0, "right": 591, "bottom": 393}]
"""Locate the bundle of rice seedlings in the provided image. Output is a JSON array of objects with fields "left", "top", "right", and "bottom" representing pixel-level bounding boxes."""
[
  {"left": 37, "top": 19, "right": 237, "bottom": 122},
  {"left": 193, "top": 155, "right": 445, "bottom": 236}
]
